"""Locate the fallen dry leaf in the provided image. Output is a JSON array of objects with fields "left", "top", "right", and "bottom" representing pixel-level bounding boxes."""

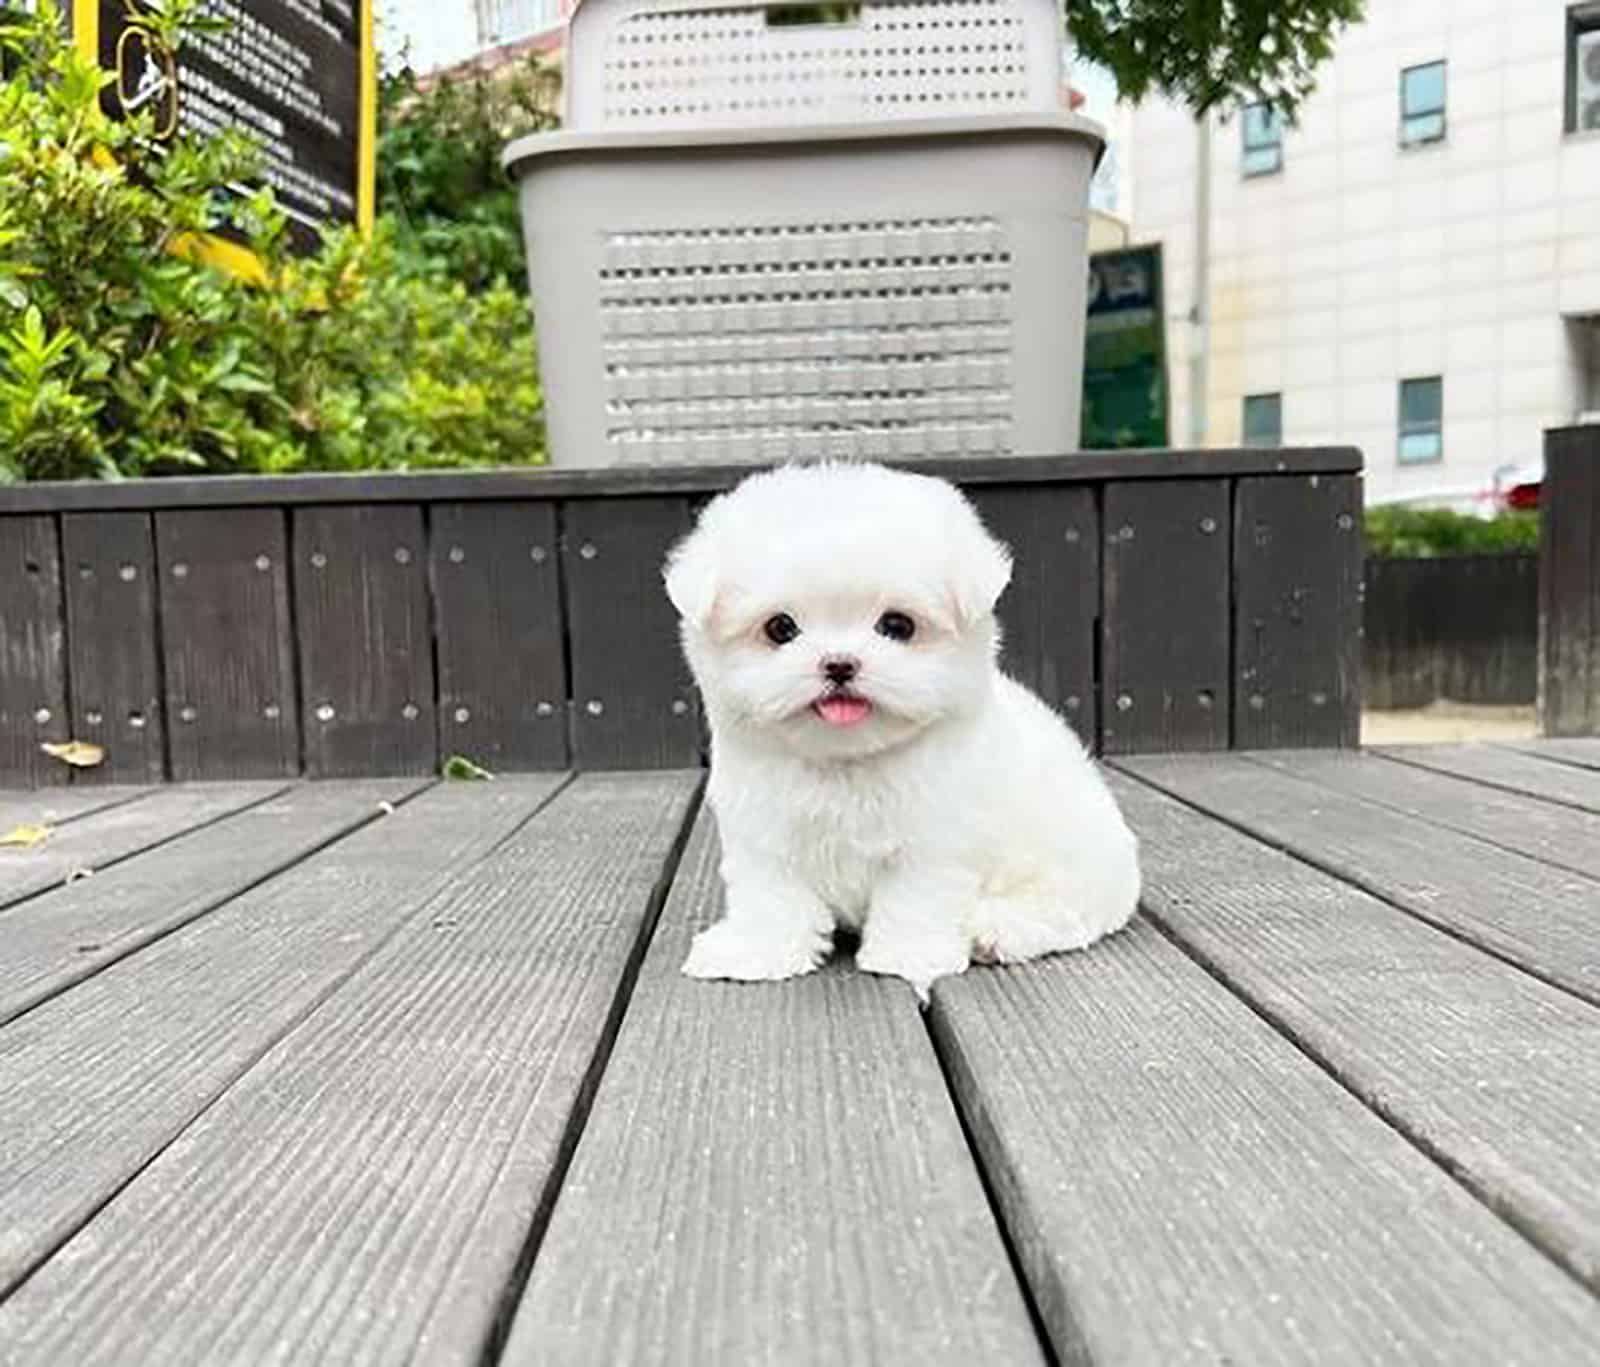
[
  {"left": 1, "top": 824, "right": 51, "bottom": 849},
  {"left": 41, "top": 740, "right": 106, "bottom": 768}
]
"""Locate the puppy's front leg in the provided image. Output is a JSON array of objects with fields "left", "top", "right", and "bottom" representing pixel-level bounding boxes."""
[
  {"left": 856, "top": 865, "right": 974, "bottom": 1000},
  {"left": 682, "top": 854, "right": 834, "bottom": 983}
]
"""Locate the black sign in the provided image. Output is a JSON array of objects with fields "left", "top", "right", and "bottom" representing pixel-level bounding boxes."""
[{"left": 99, "top": 0, "right": 369, "bottom": 246}]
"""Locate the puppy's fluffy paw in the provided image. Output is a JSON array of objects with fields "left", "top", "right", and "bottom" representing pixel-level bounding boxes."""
[
  {"left": 681, "top": 918, "right": 830, "bottom": 983},
  {"left": 856, "top": 932, "right": 970, "bottom": 1000}
]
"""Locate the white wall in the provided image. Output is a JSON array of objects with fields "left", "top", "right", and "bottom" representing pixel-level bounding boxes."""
[{"left": 1130, "top": 0, "right": 1600, "bottom": 501}]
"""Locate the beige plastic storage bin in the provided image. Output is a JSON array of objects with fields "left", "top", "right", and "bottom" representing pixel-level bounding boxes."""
[{"left": 504, "top": 114, "right": 1103, "bottom": 466}]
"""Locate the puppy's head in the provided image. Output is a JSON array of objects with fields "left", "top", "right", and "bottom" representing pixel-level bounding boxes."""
[{"left": 664, "top": 462, "right": 1011, "bottom": 761}]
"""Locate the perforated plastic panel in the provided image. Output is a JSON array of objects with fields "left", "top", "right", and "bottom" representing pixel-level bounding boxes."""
[
  {"left": 567, "top": 0, "right": 1063, "bottom": 129},
  {"left": 600, "top": 218, "right": 1013, "bottom": 461}
]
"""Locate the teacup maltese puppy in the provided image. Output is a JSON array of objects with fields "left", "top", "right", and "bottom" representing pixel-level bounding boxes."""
[{"left": 664, "top": 462, "right": 1139, "bottom": 995}]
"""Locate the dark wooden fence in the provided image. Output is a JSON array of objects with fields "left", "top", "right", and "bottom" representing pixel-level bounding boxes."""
[
  {"left": 1540, "top": 424, "right": 1600, "bottom": 736},
  {"left": 1363, "top": 554, "right": 1538, "bottom": 710},
  {"left": 0, "top": 449, "right": 1362, "bottom": 785}
]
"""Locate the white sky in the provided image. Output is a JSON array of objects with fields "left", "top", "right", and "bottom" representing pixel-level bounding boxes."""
[{"left": 380, "top": 1, "right": 479, "bottom": 72}]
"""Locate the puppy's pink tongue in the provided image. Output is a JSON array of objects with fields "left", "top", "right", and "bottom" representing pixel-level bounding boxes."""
[{"left": 815, "top": 695, "right": 871, "bottom": 727}]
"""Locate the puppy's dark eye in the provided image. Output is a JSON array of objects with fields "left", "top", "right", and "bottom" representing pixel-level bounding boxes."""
[
  {"left": 763, "top": 613, "right": 801, "bottom": 646},
  {"left": 876, "top": 610, "right": 916, "bottom": 642}
]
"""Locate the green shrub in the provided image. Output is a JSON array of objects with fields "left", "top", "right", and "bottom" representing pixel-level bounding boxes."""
[
  {"left": 1364, "top": 506, "right": 1540, "bottom": 559},
  {"left": 0, "top": 1, "right": 545, "bottom": 482}
]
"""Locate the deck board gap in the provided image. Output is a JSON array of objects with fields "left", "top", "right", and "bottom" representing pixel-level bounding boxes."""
[{"left": 477, "top": 776, "right": 704, "bottom": 1367}]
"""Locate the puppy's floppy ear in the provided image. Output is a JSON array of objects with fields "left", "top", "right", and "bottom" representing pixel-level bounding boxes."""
[
  {"left": 947, "top": 522, "right": 1013, "bottom": 627},
  {"left": 662, "top": 526, "right": 722, "bottom": 630}
]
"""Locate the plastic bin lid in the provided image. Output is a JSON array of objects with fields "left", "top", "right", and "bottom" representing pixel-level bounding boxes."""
[{"left": 503, "top": 111, "right": 1106, "bottom": 176}]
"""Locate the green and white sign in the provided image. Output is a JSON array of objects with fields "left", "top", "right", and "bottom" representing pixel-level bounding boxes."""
[{"left": 1082, "top": 245, "right": 1170, "bottom": 450}]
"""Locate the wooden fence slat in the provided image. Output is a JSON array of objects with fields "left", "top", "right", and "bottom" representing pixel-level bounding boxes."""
[
  {"left": 1101, "top": 479, "right": 1229, "bottom": 754},
  {"left": 0, "top": 516, "right": 68, "bottom": 787},
  {"left": 1539, "top": 425, "right": 1600, "bottom": 736},
  {"left": 970, "top": 485, "right": 1098, "bottom": 747},
  {"left": 562, "top": 496, "right": 699, "bottom": 769},
  {"left": 154, "top": 509, "right": 298, "bottom": 780},
  {"left": 60, "top": 513, "right": 164, "bottom": 784},
  {"left": 1233, "top": 473, "right": 1362, "bottom": 748},
  {"left": 429, "top": 502, "right": 567, "bottom": 771},
  {"left": 1364, "top": 556, "right": 1538, "bottom": 710},
  {"left": 504, "top": 810, "right": 1045, "bottom": 1366},
  {"left": 293, "top": 505, "right": 436, "bottom": 777}
]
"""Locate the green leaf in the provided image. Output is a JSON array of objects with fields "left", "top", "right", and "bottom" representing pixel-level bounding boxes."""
[{"left": 442, "top": 754, "right": 495, "bottom": 781}]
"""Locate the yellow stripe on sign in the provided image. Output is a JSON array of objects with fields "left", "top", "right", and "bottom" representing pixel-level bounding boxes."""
[
  {"left": 73, "top": 0, "right": 98, "bottom": 62},
  {"left": 358, "top": 0, "right": 377, "bottom": 235}
]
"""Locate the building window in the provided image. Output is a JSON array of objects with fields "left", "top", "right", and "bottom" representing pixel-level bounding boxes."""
[
  {"left": 1398, "top": 377, "right": 1443, "bottom": 464},
  {"left": 1400, "top": 61, "right": 1447, "bottom": 145},
  {"left": 1568, "top": 4, "right": 1600, "bottom": 134},
  {"left": 1242, "top": 393, "right": 1283, "bottom": 447},
  {"left": 1241, "top": 103, "right": 1283, "bottom": 176}
]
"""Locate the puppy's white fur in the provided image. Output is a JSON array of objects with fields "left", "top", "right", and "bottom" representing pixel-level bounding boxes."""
[{"left": 664, "top": 462, "right": 1139, "bottom": 994}]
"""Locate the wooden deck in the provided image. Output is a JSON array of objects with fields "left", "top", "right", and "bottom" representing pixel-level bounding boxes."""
[{"left": 2, "top": 742, "right": 1599, "bottom": 1364}]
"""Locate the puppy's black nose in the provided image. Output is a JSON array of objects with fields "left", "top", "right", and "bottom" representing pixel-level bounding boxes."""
[{"left": 822, "top": 656, "right": 859, "bottom": 686}]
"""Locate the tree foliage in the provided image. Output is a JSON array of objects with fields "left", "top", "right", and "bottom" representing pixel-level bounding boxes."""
[
  {"left": 1068, "top": 0, "right": 1367, "bottom": 118},
  {"left": 0, "top": 1, "right": 545, "bottom": 482},
  {"left": 378, "top": 56, "right": 559, "bottom": 292}
]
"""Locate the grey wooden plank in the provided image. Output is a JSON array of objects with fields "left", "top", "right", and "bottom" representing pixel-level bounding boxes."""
[
  {"left": 1233, "top": 473, "right": 1362, "bottom": 748},
  {"left": 430, "top": 501, "right": 567, "bottom": 771},
  {"left": 929, "top": 921, "right": 1600, "bottom": 1363},
  {"left": 503, "top": 810, "right": 1044, "bottom": 1367},
  {"left": 563, "top": 497, "right": 700, "bottom": 769},
  {"left": 0, "top": 782, "right": 285, "bottom": 910},
  {"left": 1102, "top": 479, "right": 1229, "bottom": 754},
  {"left": 1538, "top": 425, "right": 1599, "bottom": 737},
  {"left": 1503, "top": 737, "right": 1600, "bottom": 773},
  {"left": 155, "top": 508, "right": 299, "bottom": 780},
  {"left": 0, "top": 516, "right": 68, "bottom": 787},
  {"left": 1116, "top": 753, "right": 1600, "bottom": 1006},
  {"left": 0, "top": 775, "right": 566, "bottom": 1300},
  {"left": 1109, "top": 772, "right": 1600, "bottom": 1299},
  {"left": 0, "top": 449, "right": 1367, "bottom": 514},
  {"left": 1242, "top": 749, "right": 1600, "bottom": 881},
  {"left": 0, "top": 785, "right": 153, "bottom": 834},
  {"left": 0, "top": 773, "right": 697, "bottom": 1366},
  {"left": 1377, "top": 742, "right": 1600, "bottom": 812},
  {"left": 60, "top": 512, "right": 165, "bottom": 784},
  {"left": 0, "top": 779, "right": 419, "bottom": 1026},
  {"left": 971, "top": 484, "right": 1098, "bottom": 747},
  {"left": 293, "top": 505, "right": 437, "bottom": 777}
]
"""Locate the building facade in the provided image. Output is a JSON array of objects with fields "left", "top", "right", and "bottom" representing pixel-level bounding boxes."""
[{"left": 1128, "top": 0, "right": 1600, "bottom": 504}]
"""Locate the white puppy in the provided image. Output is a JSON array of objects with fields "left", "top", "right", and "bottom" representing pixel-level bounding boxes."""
[{"left": 664, "top": 462, "right": 1139, "bottom": 995}]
